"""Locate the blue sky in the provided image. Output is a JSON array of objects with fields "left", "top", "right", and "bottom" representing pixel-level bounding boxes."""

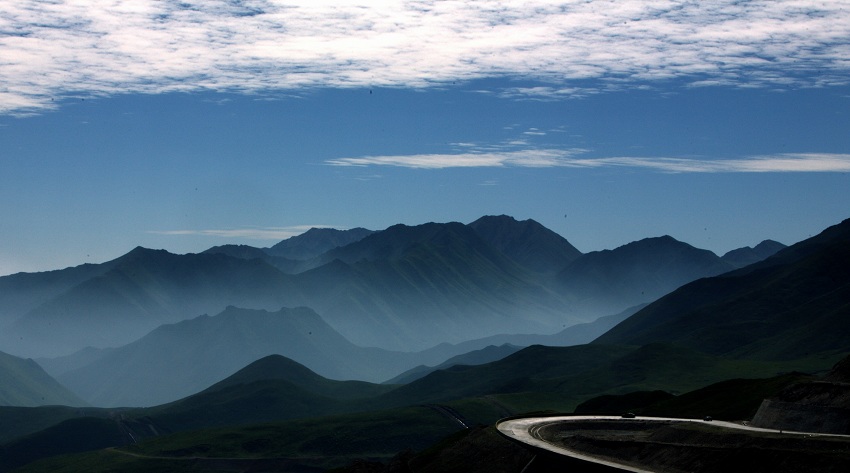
[{"left": 1, "top": 1, "right": 849, "bottom": 276}]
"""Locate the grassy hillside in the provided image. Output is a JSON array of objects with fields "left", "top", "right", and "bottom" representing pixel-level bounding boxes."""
[
  {"left": 14, "top": 404, "right": 476, "bottom": 473},
  {"left": 0, "top": 417, "right": 128, "bottom": 473},
  {"left": 0, "top": 351, "right": 85, "bottom": 407}
]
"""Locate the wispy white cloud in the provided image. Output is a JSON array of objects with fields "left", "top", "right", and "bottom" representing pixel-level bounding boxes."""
[
  {"left": 326, "top": 149, "right": 588, "bottom": 169},
  {"left": 1, "top": 1, "right": 849, "bottom": 115},
  {"left": 148, "top": 225, "right": 336, "bottom": 241},
  {"left": 327, "top": 150, "right": 850, "bottom": 173}
]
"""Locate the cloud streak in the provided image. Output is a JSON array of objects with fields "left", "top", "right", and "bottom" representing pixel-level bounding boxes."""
[
  {"left": 327, "top": 151, "right": 850, "bottom": 173},
  {"left": 149, "top": 225, "right": 335, "bottom": 241},
  {"left": 2, "top": 1, "right": 849, "bottom": 115}
]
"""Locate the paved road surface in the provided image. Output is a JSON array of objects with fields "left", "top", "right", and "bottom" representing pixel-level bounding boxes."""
[{"left": 497, "top": 415, "right": 849, "bottom": 472}]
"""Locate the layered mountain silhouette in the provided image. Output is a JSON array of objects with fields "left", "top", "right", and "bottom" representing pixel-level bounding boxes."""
[
  {"left": 50, "top": 306, "right": 427, "bottom": 407},
  {"left": 0, "top": 215, "right": 787, "bottom": 373},
  {"left": 3, "top": 249, "right": 296, "bottom": 357},
  {"left": 594, "top": 218, "right": 850, "bottom": 360},
  {"left": 0, "top": 217, "right": 850, "bottom": 471}
]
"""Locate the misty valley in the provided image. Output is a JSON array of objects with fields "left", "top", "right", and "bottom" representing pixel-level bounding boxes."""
[{"left": 1, "top": 215, "right": 849, "bottom": 472}]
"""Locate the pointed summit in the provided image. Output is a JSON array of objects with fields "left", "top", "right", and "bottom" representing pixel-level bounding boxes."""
[{"left": 468, "top": 215, "right": 581, "bottom": 273}]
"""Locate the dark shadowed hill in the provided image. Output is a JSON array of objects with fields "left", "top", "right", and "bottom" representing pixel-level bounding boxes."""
[
  {"left": 266, "top": 227, "right": 375, "bottom": 260},
  {"left": 385, "top": 344, "right": 523, "bottom": 385},
  {"left": 0, "top": 351, "right": 85, "bottom": 407},
  {"left": 138, "top": 354, "right": 396, "bottom": 432},
  {"left": 468, "top": 215, "right": 582, "bottom": 274},
  {"left": 557, "top": 235, "right": 736, "bottom": 317},
  {"left": 200, "top": 354, "right": 393, "bottom": 400},
  {"left": 594, "top": 218, "right": 850, "bottom": 360}
]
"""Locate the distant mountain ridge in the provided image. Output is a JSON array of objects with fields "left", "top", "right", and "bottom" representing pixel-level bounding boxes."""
[
  {"left": 267, "top": 227, "right": 375, "bottom": 260},
  {"left": 4, "top": 249, "right": 295, "bottom": 357},
  {"left": 557, "top": 235, "right": 736, "bottom": 316},
  {"left": 721, "top": 239, "right": 786, "bottom": 268}
]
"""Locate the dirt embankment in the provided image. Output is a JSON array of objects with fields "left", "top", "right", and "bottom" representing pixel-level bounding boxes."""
[{"left": 751, "top": 381, "right": 850, "bottom": 434}]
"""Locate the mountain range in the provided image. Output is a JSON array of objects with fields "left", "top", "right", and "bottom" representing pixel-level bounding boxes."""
[{"left": 0, "top": 215, "right": 782, "bottom": 362}]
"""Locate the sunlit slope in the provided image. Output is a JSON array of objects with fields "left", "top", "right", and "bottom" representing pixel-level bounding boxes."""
[
  {"left": 0, "top": 351, "right": 84, "bottom": 407},
  {"left": 594, "top": 218, "right": 850, "bottom": 360}
]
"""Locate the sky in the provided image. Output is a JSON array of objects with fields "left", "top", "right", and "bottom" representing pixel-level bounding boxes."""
[{"left": 1, "top": 0, "right": 849, "bottom": 276}]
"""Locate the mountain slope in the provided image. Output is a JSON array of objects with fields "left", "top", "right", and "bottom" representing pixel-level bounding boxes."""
[
  {"left": 468, "top": 215, "right": 582, "bottom": 273},
  {"left": 0, "top": 351, "right": 85, "bottom": 407},
  {"left": 55, "top": 306, "right": 419, "bottom": 407},
  {"left": 557, "top": 235, "right": 736, "bottom": 317},
  {"left": 594, "top": 218, "right": 850, "bottom": 360},
  {"left": 0, "top": 261, "right": 120, "bottom": 329}
]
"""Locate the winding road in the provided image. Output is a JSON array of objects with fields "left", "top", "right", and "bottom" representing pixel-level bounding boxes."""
[{"left": 497, "top": 415, "right": 850, "bottom": 472}]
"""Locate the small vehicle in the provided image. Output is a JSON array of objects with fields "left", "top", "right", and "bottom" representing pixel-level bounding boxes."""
[
  {"left": 703, "top": 416, "right": 713, "bottom": 421},
  {"left": 621, "top": 412, "right": 636, "bottom": 418}
]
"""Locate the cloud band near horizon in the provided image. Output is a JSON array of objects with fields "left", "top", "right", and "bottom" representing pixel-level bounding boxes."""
[
  {"left": 2, "top": 0, "right": 850, "bottom": 115},
  {"left": 326, "top": 151, "right": 850, "bottom": 173},
  {"left": 148, "top": 225, "right": 336, "bottom": 241}
]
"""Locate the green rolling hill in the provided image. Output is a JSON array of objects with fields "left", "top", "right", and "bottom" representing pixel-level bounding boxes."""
[{"left": 0, "top": 351, "right": 84, "bottom": 407}]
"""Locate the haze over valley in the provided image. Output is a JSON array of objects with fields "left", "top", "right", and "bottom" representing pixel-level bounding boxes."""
[{"left": 1, "top": 215, "right": 780, "bottom": 403}]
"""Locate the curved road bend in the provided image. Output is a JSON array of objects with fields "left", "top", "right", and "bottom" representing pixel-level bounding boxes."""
[{"left": 497, "top": 415, "right": 850, "bottom": 473}]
